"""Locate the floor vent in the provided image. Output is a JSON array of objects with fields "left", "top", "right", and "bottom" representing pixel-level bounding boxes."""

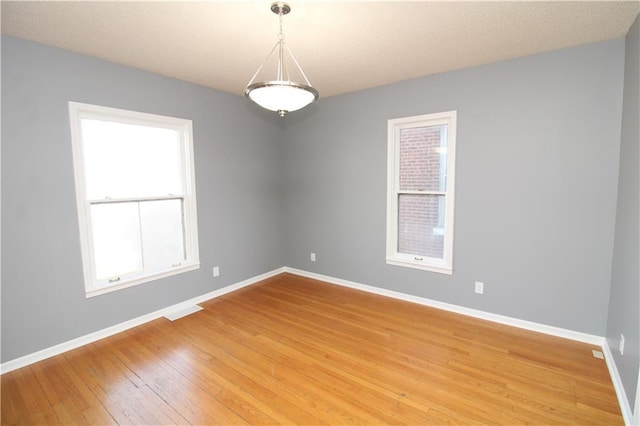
[
  {"left": 164, "top": 305, "right": 203, "bottom": 321},
  {"left": 592, "top": 349, "right": 604, "bottom": 359}
]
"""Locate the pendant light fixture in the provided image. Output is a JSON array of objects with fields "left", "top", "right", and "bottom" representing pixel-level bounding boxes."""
[{"left": 244, "top": 2, "right": 319, "bottom": 117}]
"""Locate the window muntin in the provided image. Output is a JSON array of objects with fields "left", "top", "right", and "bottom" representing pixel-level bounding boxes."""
[
  {"left": 69, "top": 102, "right": 200, "bottom": 297},
  {"left": 387, "top": 111, "right": 456, "bottom": 274}
]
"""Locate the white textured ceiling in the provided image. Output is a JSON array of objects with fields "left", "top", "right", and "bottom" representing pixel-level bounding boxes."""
[{"left": 2, "top": 1, "right": 639, "bottom": 99}]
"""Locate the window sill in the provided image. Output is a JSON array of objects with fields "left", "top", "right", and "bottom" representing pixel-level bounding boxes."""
[
  {"left": 386, "top": 257, "right": 452, "bottom": 275},
  {"left": 85, "top": 262, "right": 201, "bottom": 298}
]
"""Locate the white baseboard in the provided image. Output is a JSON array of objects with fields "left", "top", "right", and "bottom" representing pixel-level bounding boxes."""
[
  {"left": 0, "top": 267, "right": 286, "bottom": 375},
  {"left": 284, "top": 267, "right": 604, "bottom": 346},
  {"left": 602, "top": 340, "right": 633, "bottom": 425}
]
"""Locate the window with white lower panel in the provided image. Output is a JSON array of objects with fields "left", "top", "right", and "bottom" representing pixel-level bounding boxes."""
[
  {"left": 386, "top": 111, "right": 457, "bottom": 274},
  {"left": 69, "top": 102, "right": 200, "bottom": 297}
]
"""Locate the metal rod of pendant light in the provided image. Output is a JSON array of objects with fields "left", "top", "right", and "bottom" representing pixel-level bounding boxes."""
[{"left": 277, "top": 7, "right": 286, "bottom": 81}]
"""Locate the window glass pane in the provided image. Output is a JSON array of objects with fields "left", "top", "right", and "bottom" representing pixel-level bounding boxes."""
[
  {"left": 139, "top": 199, "right": 185, "bottom": 271},
  {"left": 399, "top": 125, "right": 447, "bottom": 192},
  {"left": 91, "top": 202, "right": 143, "bottom": 280},
  {"left": 398, "top": 194, "right": 445, "bottom": 259},
  {"left": 81, "top": 119, "right": 183, "bottom": 199}
]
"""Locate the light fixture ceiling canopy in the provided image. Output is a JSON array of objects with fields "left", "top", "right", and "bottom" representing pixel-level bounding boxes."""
[{"left": 244, "top": 2, "right": 319, "bottom": 117}]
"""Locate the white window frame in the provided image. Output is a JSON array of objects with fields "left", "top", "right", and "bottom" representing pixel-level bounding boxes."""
[
  {"left": 69, "top": 102, "right": 200, "bottom": 297},
  {"left": 386, "top": 111, "right": 457, "bottom": 274}
]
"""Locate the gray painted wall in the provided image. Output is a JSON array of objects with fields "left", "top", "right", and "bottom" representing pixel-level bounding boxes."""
[
  {"left": 283, "top": 39, "right": 625, "bottom": 336},
  {"left": 1, "top": 36, "right": 284, "bottom": 362},
  {"left": 607, "top": 14, "right": 640, "bottom": 411}
]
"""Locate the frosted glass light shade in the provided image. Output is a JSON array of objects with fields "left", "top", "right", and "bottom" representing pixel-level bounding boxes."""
[{"left": 245, "top": 80, "right": 319, "bottom": 116}]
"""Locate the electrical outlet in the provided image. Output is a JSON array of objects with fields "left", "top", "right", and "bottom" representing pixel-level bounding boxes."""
[
  {"left": 619, "top": 334, "right": 625, "bottom": 356},
  {"left": 213, "top": 266, "right": 220, "bottom": 277},
  {"left": 310, "top": 252, "right": 316, "bottom": 262},
  {"left": 474, "top": 281, "right": 484, "bottom": 294}
]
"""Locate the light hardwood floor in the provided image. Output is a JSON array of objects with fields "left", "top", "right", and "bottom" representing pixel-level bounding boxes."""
[{"left": 1, "top": 273, "right": 622, "bottom": 424}]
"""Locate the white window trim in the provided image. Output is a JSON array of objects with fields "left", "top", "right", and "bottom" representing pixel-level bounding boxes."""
[
  {"left": 69, "top": 102, "right": 200, "bottom": 297},
  {"left": 386, "top": 110, "right": 457, "bottom": 275}
]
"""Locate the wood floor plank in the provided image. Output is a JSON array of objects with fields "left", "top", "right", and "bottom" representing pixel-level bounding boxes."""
[
  {"left": 131, "top": 324, "right": 306, "bottom": 424},
  {"left": 211, "top": 292, "right": 536, "bottom": 422},
  {"left": 101, "top": 330, "right": 250, "bottom": 425},
  {"left": 183, "top": 311, "right": 439, "bottom": 424},
  {"left": 2, "top": 273, "right": 622, "bottom": 425},
  {"left": 65, "top": 343, "right": 179, "bottom": 425},
  {"left": 34, "top": 357, "right": 109, "bottom": 425},
  {"left": 2, "top": 368, "right": 44, "bottom": 425},
  {"left": 214, "top": 295, "right": 526, "bottom": 424},
  {"left": 13, "top": 364, "right": 61, "bottom": 424},
  {"left": 140, "top": 321, "right": 336, "bottom": 424}
]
